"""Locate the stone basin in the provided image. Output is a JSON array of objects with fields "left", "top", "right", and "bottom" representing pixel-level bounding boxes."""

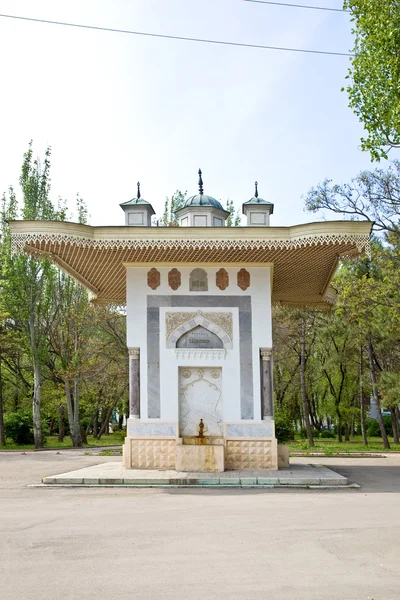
[{"left": 176, "top": 437, "right": 225, "bottom": 472}]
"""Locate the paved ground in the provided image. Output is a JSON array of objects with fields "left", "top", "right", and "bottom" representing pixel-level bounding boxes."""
[{"left": 1, "top": 451, "right": 399, "bottom": 600}]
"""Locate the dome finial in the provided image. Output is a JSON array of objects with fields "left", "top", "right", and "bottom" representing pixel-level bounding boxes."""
[
  {"left": 198, "top": 169, "right": 204, "bottom": 195},
  {"left": 254, "top": 181, "right": 258, "bottom": 199},
  {"left": 137, "top": 182, "right": 141, "bottom": 199}
]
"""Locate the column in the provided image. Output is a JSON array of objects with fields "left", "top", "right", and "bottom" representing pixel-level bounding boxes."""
[
  {"left": 260, "top": 348, "right": 273, "bottom": 419},
  {"left": 128, "top": 348, "right": 140, "bottom": 419}
]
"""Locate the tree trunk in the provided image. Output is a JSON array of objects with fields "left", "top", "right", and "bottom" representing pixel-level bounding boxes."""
[
  {"left": 389, "top": 406, "right": 399, "bottom": 444},
  {"left": 337, "top": 413, "right": 343, "bottom": 443},
  {"left": 93, "top": 408, "right": 98, "bottom": 438},
  {"left": 58, "top": 404, "right": 65, "bottom": 442},
  {"left": 0, "top": 356, "right": 5, "bottom": 446},
  {"left": 344, "top": 424, "right": 350, "bottom": 442},
  {"left": 395, "top": 406, "right": 400, "bottom": 444},
  {"left": 367, "top": 339, "right": 390, "bottom": 449},
  {"left": 29, "top": 314, "right": 43, "bottom": 449},
  {"left": 72, "top": 379, "right": 82, "bottom": 447},
  {"left": 65, "top": 381, "right": 82, "bottom": 448},
  {"left": 359, "top": 345, "right": 368, "bottom": 446},
  {"left": 80, "top": 425, "right": 87, "bottom": 444},
  {"left": 300, "top": 321, "right": 314, "bottom": 447}
]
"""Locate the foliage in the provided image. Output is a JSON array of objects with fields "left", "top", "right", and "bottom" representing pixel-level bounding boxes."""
[
  {"left": 304, "top": 161, "right": 400, "bottom": 236},
  {"left": 366, "top": 416, "right": 393, "bottom": 437},
  {"left": 4, "top": 411, "right": 35, "bottom": 444},
  {"left": 225, "top": 200, "right": 241, "bottom": 227},
  {"left": 274, "top": 409, "right": 294, "bottom": 443},
  {"left": 343, "top": 0, "right": 400, "bottom": 160},
  {"left": 162, "top": 190, "right": 186, "bottom": 225},
  {"left": 320, "top": 430, "right": 335, "bottom": 439}
]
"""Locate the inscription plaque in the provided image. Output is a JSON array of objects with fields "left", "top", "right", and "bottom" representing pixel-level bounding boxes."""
[{"left": 176, "top": 325, "right": 223, "bottom": 349}]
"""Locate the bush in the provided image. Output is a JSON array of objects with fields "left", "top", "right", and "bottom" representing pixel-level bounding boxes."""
[
  {"left": 4, "top": 411, "right": 34, "bottom": 445},
  {"left": 320, "top": 429, "right": 335, "bottom": 439},
  {"left": 274, "top": 410, "right": 294, "bottom": 444},
  {"left": 366, "top": 416, "right": 392, "bottom": 438},
  {"left": 299, "top": 426, "right": 320, "bottom": 440}
]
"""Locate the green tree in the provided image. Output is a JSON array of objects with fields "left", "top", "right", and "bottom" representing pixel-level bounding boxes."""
[
  {"left": 1, "top": 144, "right": 63, "bottom": 448},
  {"left": 344, "top": 0, "right": 400, "bottom": 160},
  {"left": 162, "top": 190, "right": 187, "bottom": 226},
  {"left": 226, "top": 200, "right": 241, "bottom": 227}
]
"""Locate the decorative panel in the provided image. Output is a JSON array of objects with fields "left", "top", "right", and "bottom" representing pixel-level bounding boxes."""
[
  {"left": 179, "top": 367, "right": 223, "bottom": 437},
  {"left": 237, "top": 268, "right": 250, "bottom": 291},
  {"left": 130, "top": 439, "right": 176, "bottom": 469},
  {"left": 225, "top": 440, "right": 272, "bottom": 470},
  {"left": 168, "top": 268, "right": 181, "bottom": 291},
  {"left": 189, "top": 268, "right": 208, "bottom": 292},
  {"left": 216, "top": 268, "right": 229, "bottom": 291},
  {"left": 147, "top": 268, "right": 160, "bottom": 290}
]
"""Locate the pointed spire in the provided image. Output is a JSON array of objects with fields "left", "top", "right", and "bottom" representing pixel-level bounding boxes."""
[
  {"left": 137, "top": 181, "right": 141, "bottom": 199},
  {"left": 198, "top": 169, "right": 204, "bottom": 195},
  {"left": 254, "top": 181, "right": 259, "bottom": 199}
]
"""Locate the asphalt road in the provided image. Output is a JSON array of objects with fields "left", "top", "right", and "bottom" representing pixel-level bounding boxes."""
[{"left": 0, "top": 451, "right": 399, "bottom": 600}]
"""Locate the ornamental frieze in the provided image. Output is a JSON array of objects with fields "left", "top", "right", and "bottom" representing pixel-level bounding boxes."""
[
  {"left": 147, "top": 268, "right": 160, "bottom": 290},
  {"left": 237, "top": 268, "right": 250, "bottom": 291},
  {"left": 168, "top": 268, "right": 181, "bottom": 291},
  {"left": 216, "top": 268, "right": 229, "bottom": 291},
  {"left": 165, "top": 310, "right": 233, "bottom": 341}
]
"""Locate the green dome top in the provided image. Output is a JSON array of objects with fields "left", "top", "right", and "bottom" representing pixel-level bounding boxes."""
[
  {"left": 176, "top": 169, "right": 229, "bottom": 216},
  {"left": 183, "top": 194, "right": 225, "bottom": 211}
]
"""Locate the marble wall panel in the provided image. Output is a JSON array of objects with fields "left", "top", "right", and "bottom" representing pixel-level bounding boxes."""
[{"left": 147, "top": 296, "right": 253, "bottom": 419}]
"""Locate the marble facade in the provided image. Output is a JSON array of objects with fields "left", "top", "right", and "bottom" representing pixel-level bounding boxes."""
[{"left": 123, "top": 266, "right": 277, "bottom": 471}]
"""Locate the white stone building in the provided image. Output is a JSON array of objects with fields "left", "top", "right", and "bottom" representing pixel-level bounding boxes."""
[{"left": 10, "top": 170, "right": 371, "bottom": 471}]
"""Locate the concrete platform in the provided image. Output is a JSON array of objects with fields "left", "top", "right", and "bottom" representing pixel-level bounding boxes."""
[{"left": 40, "top": 461, "right": 353, "bottom": 488}]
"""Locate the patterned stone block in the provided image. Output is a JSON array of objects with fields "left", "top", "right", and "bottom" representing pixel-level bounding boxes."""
[
  {"left": 130, "top": 439, "right": 176, "bottom": 469},
  {"left": 225, "top": 440, "right": 273, "bottom": 470}
]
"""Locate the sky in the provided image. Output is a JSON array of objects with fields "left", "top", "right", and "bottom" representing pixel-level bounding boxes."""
[{"left": 0, "top": 0, "right": 390, "bottom": 227}]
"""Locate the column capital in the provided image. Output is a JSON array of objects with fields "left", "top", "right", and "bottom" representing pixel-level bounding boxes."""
[
  {"left": 128, "top": 347, "right": 140, "bottom": 359},
  {"left": 260, "top": 347, "right": 272, "bottom": 360}
]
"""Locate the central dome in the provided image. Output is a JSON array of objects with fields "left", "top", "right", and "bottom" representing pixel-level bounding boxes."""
[{"left": 183, "top": 194, "right": 225, "bottom": 211}]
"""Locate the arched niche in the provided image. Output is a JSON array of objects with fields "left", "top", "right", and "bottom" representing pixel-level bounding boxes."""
[
  {"left": 167, "top": 313, "right": 233, "bottom": 349},
  {"left": 176, "top": 325, "right": 223, "bottom": 349},
  {"left": 189, "top": 268, "right": 208, "bottom": 292}
]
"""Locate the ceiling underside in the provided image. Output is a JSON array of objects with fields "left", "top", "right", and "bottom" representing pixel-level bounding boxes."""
[{"left": 21, "top": 238, "right": 362, "bottom": 306}]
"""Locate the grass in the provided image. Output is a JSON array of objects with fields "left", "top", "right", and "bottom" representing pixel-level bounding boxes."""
[
  {"left": 0, "top": 432, "right": 125, "bottom": 451},
  {"left": 288, "top": 436, "right": 400, "bottom": 454}
]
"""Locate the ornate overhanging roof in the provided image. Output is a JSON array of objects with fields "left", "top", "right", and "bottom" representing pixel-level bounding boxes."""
[{"left": 9, "top": 220, "right": 372, "bottom": 306}]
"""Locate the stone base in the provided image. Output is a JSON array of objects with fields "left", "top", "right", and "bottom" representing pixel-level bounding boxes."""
[{"left": 175, "top": 440, "right": 224, "bottom": 472}]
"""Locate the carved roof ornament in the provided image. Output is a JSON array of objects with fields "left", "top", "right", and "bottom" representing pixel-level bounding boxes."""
[
  {"left": 237, "top": 268, "right": 250, "bottom": 291},
  {"left": 216, "top": 268, "right": 229, "bottom": 291},
  {"left": 147, "top": 267, "right": 160, "bottom": 290},
  {"left": 168, "top": 268, "right": 181, "bottom": 291}
]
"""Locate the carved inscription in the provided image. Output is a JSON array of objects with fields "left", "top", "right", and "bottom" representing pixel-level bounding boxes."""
[
  {"left": 176, "top": 326, "right": 223, "bottom": 349},
  {"left": 168, "top": 268, "right": 181, "bottom": 291},
  {"left": 189, "top": 268, "right": 208, "bottom": 292},
  {"left": 147, "top": 268, "right": 160, "bottom": 290},
  {"left": 216, "top": 268, "right": 229, "bottom": 291},
  {"left": 237, "top": 268, "right": 250, "bottom": 291}
]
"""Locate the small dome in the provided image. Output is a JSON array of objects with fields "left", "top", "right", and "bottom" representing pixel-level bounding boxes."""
[
  {"left": 176, "top": 169, "right": 229, "bottom": 217},
  {"left": 242, "top": 181, "right": 274, "bottom": 215},
  {"left": 183, "top": 194, "right": 225, "bottom": 211},
  {"left": 119, "top": 182, "right": 155, "bottom": 215}
]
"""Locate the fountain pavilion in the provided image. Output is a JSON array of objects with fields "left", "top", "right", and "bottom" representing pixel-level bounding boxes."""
[{"left": 10, "top": 171, "right": 371, "bottom": 471}]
